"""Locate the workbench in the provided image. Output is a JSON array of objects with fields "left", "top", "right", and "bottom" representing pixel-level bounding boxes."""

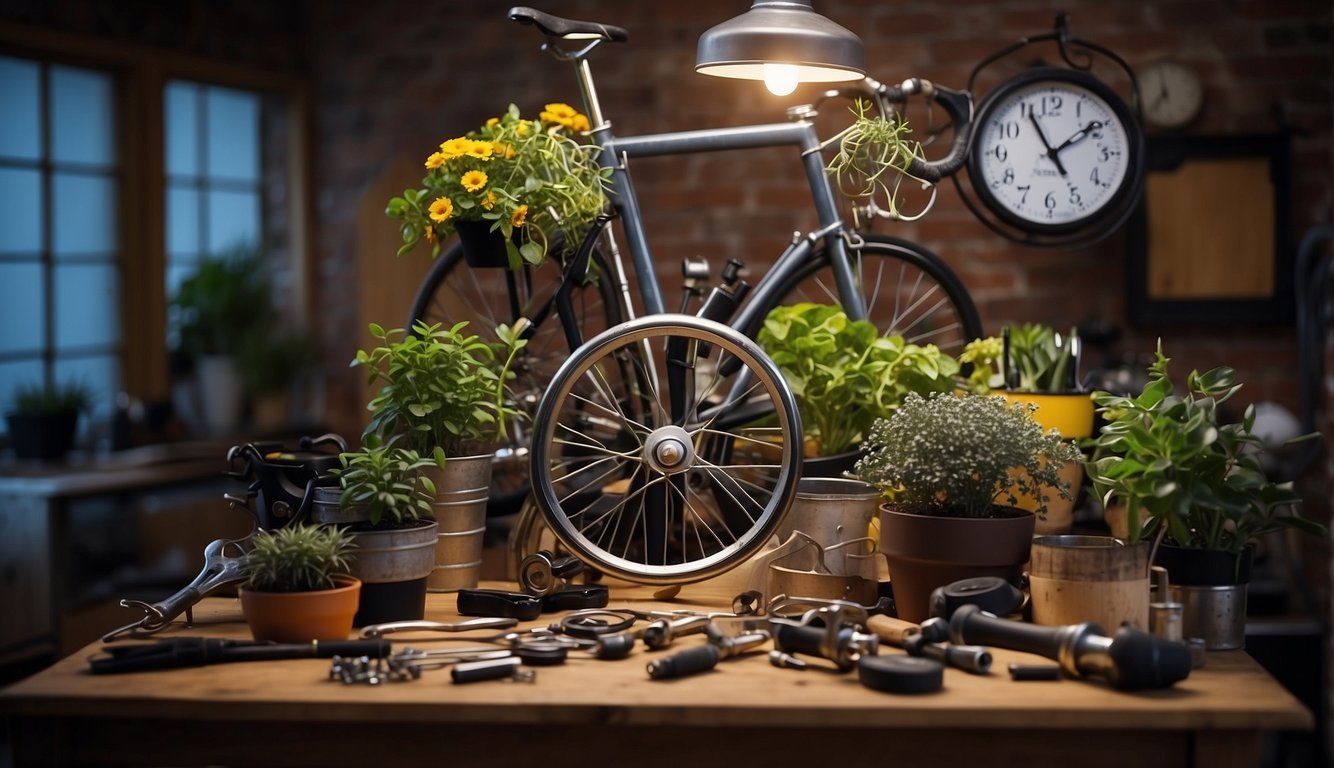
[{"left": 0, "top": 580, "right": 1312, "bottom": 768}]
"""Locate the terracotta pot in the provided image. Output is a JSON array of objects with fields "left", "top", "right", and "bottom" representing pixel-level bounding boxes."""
[
  {"left": 239, "top": 575, "right": 361, "bottom": 643},
  {"left": 878, "top": 504, "right": 1035, "bottom": 623}
]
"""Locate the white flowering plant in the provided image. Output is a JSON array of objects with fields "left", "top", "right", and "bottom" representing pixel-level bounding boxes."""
[
  {"left": 385, "top": 102, "right": 609, "bottom": 269},
  {"left": 855, "top": 391, "right": 1080, "bottom": 519}
]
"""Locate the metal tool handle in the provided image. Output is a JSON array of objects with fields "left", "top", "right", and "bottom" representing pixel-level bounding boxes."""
[
  {"left": 948, "top": 604, "right": 1076, "bottom": 661},
  {"left": 647, "top": 644, "right": 721, "bottom": 680}
]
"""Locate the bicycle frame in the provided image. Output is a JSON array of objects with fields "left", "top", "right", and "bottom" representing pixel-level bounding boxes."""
[{"left": 567, "top": 52, "right": 867, "bottom": 332}]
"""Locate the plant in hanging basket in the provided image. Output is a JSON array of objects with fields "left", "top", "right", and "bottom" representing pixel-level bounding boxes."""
[
  {"left": 825, "top": 99, "right": 929, "bottom": 218},
  {"left": 386, "top": 102, "right": 610, "bottom": 269},
  {"left": 855, "top": 391, "right": 1080, "bottom": 520},
  {"left": 757, "top": 302, "right": 958, "bottom": 458}
]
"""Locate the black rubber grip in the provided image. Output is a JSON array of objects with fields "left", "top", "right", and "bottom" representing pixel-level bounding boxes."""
[
  {"left": 1104, "top": 626, "right": 1193, "bottom": 690},
  {"left": 771, "top": 623, "right": 826, "bottom": 659},
  {"left": 647, "top": 644, "right": 721, "bottom": 680},
  {"left": 596, "top": 633, "right": 636, "bottom": 660},
  {"left": 541, "top": 585, "right": 609, "bottom": 612},
  {"left": 456, "top": 589, "right": 543, "bottom": 621},
  {"left": 857, "top": 655, "right": 944, "bottom": 694},
  {"left": 949, "top": 604, "right": 1082, "bottom": 661}
]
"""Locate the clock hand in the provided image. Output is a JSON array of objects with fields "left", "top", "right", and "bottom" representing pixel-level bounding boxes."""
[
  {"left": 1053, "top": 121, "right": 1104, "bottom": 153},
  {"left": 1027, "top": 113, "right": 1068, "bottom": 176}
]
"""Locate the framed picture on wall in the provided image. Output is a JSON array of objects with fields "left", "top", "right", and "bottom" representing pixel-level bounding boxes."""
[{"left": 1126, "top": 134, "right": 1293, "bottom": 325}]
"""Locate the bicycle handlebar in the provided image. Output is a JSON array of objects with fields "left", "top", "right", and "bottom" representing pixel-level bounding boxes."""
[{"left": 834, "top": 77, "right": 974, "bottom": 184}]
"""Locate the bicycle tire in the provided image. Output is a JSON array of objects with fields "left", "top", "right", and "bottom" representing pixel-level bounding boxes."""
[
  {"left": 406, "top": 239, "right": 623, "bottom": 517},
  {"left": 763, "top": 234, "right": 982, "bottom": 356},
  {"left": 529, "top": 315, "right": 803, "bottom": 584}
]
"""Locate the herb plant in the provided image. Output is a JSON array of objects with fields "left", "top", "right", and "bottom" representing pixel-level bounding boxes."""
[
  {"left": 855, "top": 392, "right": 1080, "bottom": 519},
  {"left": 758, "top": 303, "right": 958, "bottom": 456},
  {"left": 10, "top": 380, "right": 92, "bottom": 415},
  {"left": 355, "top": 320, "right": 527, "bottom": 457},
  {"left": 243, "top": 524, "right": 356, "bottom": 593},
  {"left": 1086, "top": 343, "right": 1325, "bottom": 552},
  {"left": 960, "top": 323, "right": 1078, "bottom": 393},
  {"left": 386, "top": 102, "right": 610, "bottom": 267},
  {"left": 334, "top": 441, "right": 438, "bottom": 527}
]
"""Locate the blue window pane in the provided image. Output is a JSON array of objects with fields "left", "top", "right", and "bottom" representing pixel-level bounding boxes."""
[
  {"left": 165, "top": 81, "right": 198, "bottom": 177},
  {"left": 51, "top": 65, "right": 114, "bottom": 166},
  {"left": 0, "top": 56, "right": 40, "bottom": 161},
  {"left": 0, "top": 359, "right": 43, "bottom": 417},
  {"left": 166, "top": 184, "right": 199, "bottom": 259},
  {"left": 53, "top": 353, "right": 117, "bottom": 423},
  {"left": 53, "top": 172, "right": 117, "bottom": 258},
  {"left": 206, "top": 189, "right": 259, "bottom": 254},
  {"left": 0, "top": 167, "right": 42, "bottom": 254},
  {"left": 0, "top": 262, "right": 44, "bottom": 354},
  {"left": 54, "top": 264, "right": 119, "bottom": 350},
  {"left": 205, "top": 87, "right": 259, "bottom": 182}
]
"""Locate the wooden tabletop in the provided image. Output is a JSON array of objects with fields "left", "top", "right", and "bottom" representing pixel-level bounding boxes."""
[{"left": 0, "top": 579, "right": 1313, "bottom": 767}]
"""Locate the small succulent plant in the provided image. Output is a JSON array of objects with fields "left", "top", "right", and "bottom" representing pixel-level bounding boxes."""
[{"left": 243, "top": 524, "right": 356, "bottom": 593}]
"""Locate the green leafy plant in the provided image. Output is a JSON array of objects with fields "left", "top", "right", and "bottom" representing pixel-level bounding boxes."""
[
  {"left": 959, "top": 324, "right": 1078, "bottom": 393},
  {"left": 1086, "top": 343, "right": 1325, "bottom": 553},
  {"left": 10, "top": 380, "right": 93, "bottom": 415},
  {"left": 334, "top": 441, "right": 438, "bottom": 527},
  {"left": 236, "top": 330, "right": 319, "bottom": 397},
  {"left": 758, "top": 303, "right": 958, "bottom": 456},
  {"left": 825, "top": 99, "right": 929, "bottom": 219},
  {"left": 855, "top": 391, "right": 1080, "bottom": 519},
  {"left": 171, "top": 244, "right": 275, "bottom": 359},
  {"left": 242, "top": 524, "right": 356, "bottom": 593},
  {"left": 355, "top": 320, "right": 527, "bottom": 457},
  {"left": 386, "top": 102, "right": 610, "bottom": 268}
]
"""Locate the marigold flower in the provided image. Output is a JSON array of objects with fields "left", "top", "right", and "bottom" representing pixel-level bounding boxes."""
[
  {"left": 439, "top": 137, "right": 471, "bottom": 160},
  {"left": 481, "top": 190, "right": 497, "bottom": 210},
  {"left": 424, "top": 152, "right": 445, "bottom": 170},
  {"left": 461, "top": 170, "right": 488, "bottom": 192},
  {"left": 424, "top": 225, "right": 437, "bottom": 243},
  {"left": 571, "top": 114, "right": 590, "bottom": 132},
  {"left": 540, "top": 103, "right": 578, "bottom": 124},
  {"left": 465, "top": 140, "right": 494, "bottom": 160},
  {"left": 428, "top": 197, "right": 454, "bottom": 222},
  {"left": 511, "top": 204, "right": 528, "bottom": 228}
]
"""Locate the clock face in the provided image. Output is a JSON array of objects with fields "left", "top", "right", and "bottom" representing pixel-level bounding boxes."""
[
  {"left": 1139, "top": 59, "right": 1203, "bottom": 129},
  {"left": 968, "top": 69, "right": 1141, "bottom": 235}
]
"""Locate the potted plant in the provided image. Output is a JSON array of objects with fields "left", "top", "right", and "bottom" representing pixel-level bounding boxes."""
[
  {"left": 855, "top": 391, "right": 1080, "bottom": 622},
  {"left": 960, "top": 324, "right": 1093, "bottom": 532},
  {"left": 757, "top": 302, "right": 958, "bottom": 474},
  {"left": 5, "top": 379, "right": 92, "bottom": 460},
  {"left": 171, "top": 244, "right": 276, "bottom": 435},
  {"left": 353, "top": 319, "right": 525, "bottom": 592},
  {"left": 825, "top": 100, "right": 928, "bottom": 218},
  {"left": 1085, "top": 344, "right": 1326, "bottom": 649},
  {"left": 314, "top": 440, "right": 440, "bottom": 626},
  {"left": 236, "top": 329, "right": 319, "bottom": 433},
  {"left": 238, "top": 523, "right": 360, "bottom": 643},
  {"left": 386, "top": 102, "right": 609, "bottom": 268}
]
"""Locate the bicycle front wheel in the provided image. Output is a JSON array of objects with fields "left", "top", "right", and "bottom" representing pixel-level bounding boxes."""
[
  {"left": 407, "top": 240, "right": 622, "bottom": 517},
  {"left": 529, "top": 315, "right": 802, "bottom": 584},
  {"left": 771, "top": 234, "right": 982, "bottom": 355}
]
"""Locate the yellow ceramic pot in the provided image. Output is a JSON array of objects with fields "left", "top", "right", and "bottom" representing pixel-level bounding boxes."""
[{"left": 995, "top": 390, "right": 1095, "bottom": 534}]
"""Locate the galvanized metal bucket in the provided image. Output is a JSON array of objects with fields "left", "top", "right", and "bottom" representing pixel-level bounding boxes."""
[
  {"left": 424, "top": 454, "right": 493, "bottom": 592},
  {"left": 777, "top": 477, "right": 881, "bottom": 580}
]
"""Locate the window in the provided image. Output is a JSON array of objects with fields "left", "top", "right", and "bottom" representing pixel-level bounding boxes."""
[
  {"left": 0, "top": 55, "right": 120, "bottom": 431},
  {"left": 0, "top": 24, "right": 310, "bottom": 448}
]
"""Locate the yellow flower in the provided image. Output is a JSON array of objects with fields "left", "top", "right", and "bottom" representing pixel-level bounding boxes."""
[
  {"left": 439, "top": 137, "right": 471, "bottom": 160},
  {"left": 465, "top": 140, "right": 494, "bottom": 160},
  {"left": 516, "top": 121, "right": 530, "bottom": 136},
  {"left": 540, "top": 103, "right": 578, "bottom": 124},
  {"left": 486, "top": 117, "right": 500, "bottom": 128},
  {"left": 571, "top": 114, "right": 590, "bottom": 132},
  {"left": 424, "top": 225, "right": 436, "bottom": 243},
  {"left": 424, "top": 152, "right": 445, "bottom": 170},
  {"left": 494, "top": 142, "right": 515, "bottom": 159},
  {"left": 460, "top": 170, "right": 488, "bottom": 192},
  {"left": 481, "top": 190, "right": 497, "bottom": 210},
  {"left": 428, "top": 197, "right": 454, "bottom": 222},
  {"left": 511, "top": 204, "right": 528, "bottom": 228}
]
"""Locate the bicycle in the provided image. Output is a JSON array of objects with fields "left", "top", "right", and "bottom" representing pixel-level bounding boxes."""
[{"left": 407, "top": 6, "right": 981, "bottom": 584}]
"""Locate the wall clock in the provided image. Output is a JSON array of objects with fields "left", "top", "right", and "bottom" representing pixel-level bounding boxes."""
[
  {"left": 1137, "top": 58, "right": 1204, "bottom": 130},
  {"left": 967, "top": 67, "right": 1144, "bottom": 237}
]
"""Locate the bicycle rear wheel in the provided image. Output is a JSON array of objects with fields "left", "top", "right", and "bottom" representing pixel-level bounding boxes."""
[
  {"left": 407, "top": 240, "right": 622, "bottom": 517},
  {"left": 769, "top": 234, "right": 981, "bottom": 355},
  {"left": 529, "top": 315, "right": 802, "bottom": 584}
]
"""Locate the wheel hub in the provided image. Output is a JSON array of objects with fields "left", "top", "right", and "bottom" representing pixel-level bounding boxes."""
[{"left": 643, "top": 426, "right": 695, "bottom": 475}]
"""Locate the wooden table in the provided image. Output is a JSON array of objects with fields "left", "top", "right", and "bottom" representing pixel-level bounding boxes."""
[{"left": 0, "top": 580, "right": 1312, "bottom": 768}]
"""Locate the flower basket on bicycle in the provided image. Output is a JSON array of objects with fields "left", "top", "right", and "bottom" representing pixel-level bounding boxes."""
[{"left": 386, "top": 102, "right": 608, "bottom": 269}]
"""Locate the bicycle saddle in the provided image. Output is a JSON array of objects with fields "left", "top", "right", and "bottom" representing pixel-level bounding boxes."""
[{"left": 508, "top": 7, "right": 629, "bottom": 43}]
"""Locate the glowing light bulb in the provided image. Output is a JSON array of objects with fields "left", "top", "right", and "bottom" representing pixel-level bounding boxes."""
[{"left": 762, "top": 63, "right": 799, "bottom": 96}]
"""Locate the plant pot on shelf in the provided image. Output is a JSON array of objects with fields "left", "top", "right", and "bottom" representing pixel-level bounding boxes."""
[
  {"left": 239, "top": 575, "right": 362, "bottom": 643},
  {"left": 196, "top": 354, "right": 244, "bottom": 436},
  {"left": 996, "top": 390, "right": 1094, "bottom": 535},
  {"left": 1154, "top": 543, "right": 1254, "bottom": 650},
  {"left": 878, "top": 504, "right": 1035, "bottom": 623},
  {"left": 6, "top": 410, "right": 80, "bottom": 460},
  {"left": 423, "top": 454, "right": 492, "bottom": 593}
]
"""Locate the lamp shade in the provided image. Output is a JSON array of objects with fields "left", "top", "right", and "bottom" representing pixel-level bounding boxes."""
[{"left": 696, "top": 0, "right": 866, "bottom": 84}]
